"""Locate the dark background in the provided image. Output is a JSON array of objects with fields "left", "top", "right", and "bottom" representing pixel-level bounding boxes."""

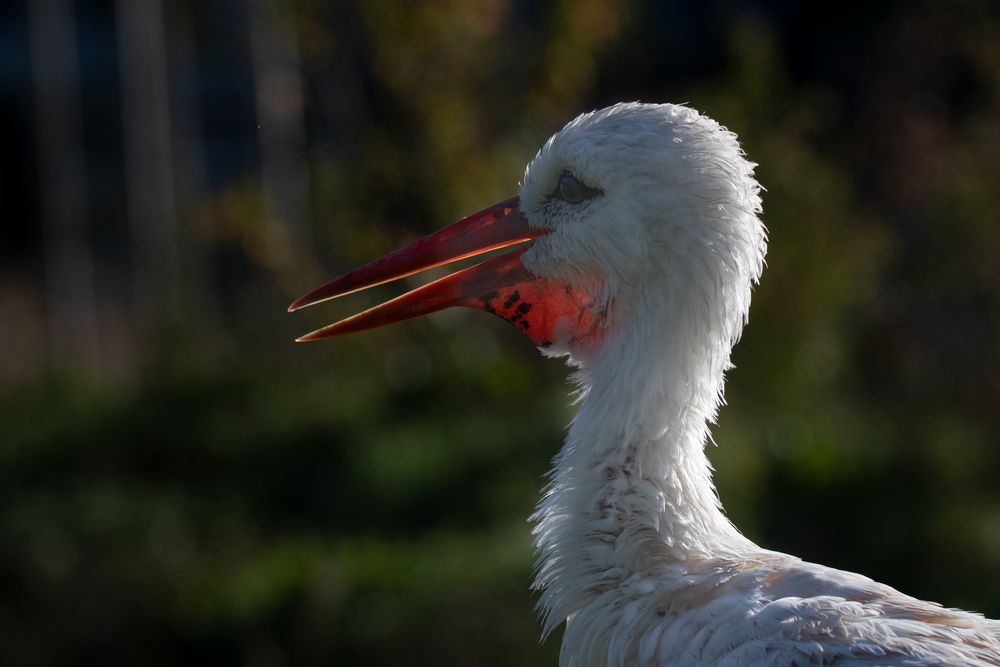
[{"left": 2, "top": 1, "right": 999, "bottom": 665}]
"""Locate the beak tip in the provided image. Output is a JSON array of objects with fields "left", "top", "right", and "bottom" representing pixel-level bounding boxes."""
[
  {"left": 288, "top": 296, "right": 311, "bottom": 312},
  {"left": 295, "top": 329, "right": 328, "bottom": 343}
]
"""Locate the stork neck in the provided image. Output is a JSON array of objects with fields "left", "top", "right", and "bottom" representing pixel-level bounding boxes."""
[
  {"left": 532, "top": 282, "right": 753, "bottom": 634},
  {"left": 567, "top": 318, "right": 746, "bottom": 555}
]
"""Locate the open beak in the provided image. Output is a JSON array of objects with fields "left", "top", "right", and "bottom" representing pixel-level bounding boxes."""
[{"left": 289, "top": 196, "right": 604, "bottom": 346}]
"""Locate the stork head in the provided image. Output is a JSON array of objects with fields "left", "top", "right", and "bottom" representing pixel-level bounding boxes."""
[{"left": 290, "top": 103, "right": 765, "bottom": 365}]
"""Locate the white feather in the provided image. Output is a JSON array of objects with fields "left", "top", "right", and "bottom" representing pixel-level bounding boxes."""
[{"left": 515, "top": 102, "right": 1000, "bottom": 666}]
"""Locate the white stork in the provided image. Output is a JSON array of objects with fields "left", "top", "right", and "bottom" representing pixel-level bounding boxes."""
[{"left": 289, "top": 103, "right": 1000, "bottom": 666}]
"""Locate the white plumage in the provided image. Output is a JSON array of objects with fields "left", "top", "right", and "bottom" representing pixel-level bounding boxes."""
[
  {"left": 515, "top": 103, "right": 1000, "bottom": 666},
  {"left": 294, "top": 102, "right": 1000, "bottom": 666}
]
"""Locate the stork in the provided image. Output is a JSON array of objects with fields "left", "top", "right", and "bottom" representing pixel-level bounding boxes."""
[{"left": 289, "top": 103, "right": 1000, "bottom": 666}]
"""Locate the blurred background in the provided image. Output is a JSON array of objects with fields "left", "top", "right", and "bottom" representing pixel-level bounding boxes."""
[{"left": 2, "top": 0, "right": 1000, "bottom": 664}]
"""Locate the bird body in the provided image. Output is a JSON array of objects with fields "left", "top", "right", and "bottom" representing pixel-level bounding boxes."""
[
  {"left": 292, "top": 103, "right": 1000, "bottom": 665},
  {"left": 558, "top": 554, "right": 1000, "bottom": 666}
]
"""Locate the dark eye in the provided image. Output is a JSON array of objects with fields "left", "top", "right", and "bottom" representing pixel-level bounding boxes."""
[
  {"left": 559, "top": 173, "right": 585, "bottom": 203},
  {"left": 555, "top": 171, "right": 600, "bottom": 204}
]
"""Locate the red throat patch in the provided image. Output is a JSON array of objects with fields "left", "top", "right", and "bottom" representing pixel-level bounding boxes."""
[{"left": 473, "top": 270, "right": 606, "bottom": 348}]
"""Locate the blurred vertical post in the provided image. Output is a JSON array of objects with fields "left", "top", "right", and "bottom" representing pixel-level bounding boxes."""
[
  {"left": 28, "top": 0, "right": 102, "bottom": 377},
  {"left": 116, "top": 0, "right": 180, "bottom": 335},
  {"left": 163, "top": 3, "right": 218, "bottom": 322},
  {"left": 249, "top": 0, "right": 310, "bottom": 270}
]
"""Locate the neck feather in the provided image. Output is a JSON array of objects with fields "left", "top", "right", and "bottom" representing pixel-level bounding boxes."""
[{"left": 531, "top": 281, "right": 755, "bottom": 637}]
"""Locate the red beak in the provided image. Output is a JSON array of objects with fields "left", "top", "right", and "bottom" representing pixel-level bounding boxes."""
[{"left": 289, "top": 196, "right": 605, "bottom": 346}]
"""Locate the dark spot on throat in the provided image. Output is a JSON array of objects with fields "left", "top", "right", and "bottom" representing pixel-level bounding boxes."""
[{"left": 479, "top": 290, "right": 499, "bottom": 315}]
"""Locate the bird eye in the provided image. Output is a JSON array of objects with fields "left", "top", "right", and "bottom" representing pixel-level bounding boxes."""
[{"left": 555, "top": 172, "right": 600, "bottom": 205}]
